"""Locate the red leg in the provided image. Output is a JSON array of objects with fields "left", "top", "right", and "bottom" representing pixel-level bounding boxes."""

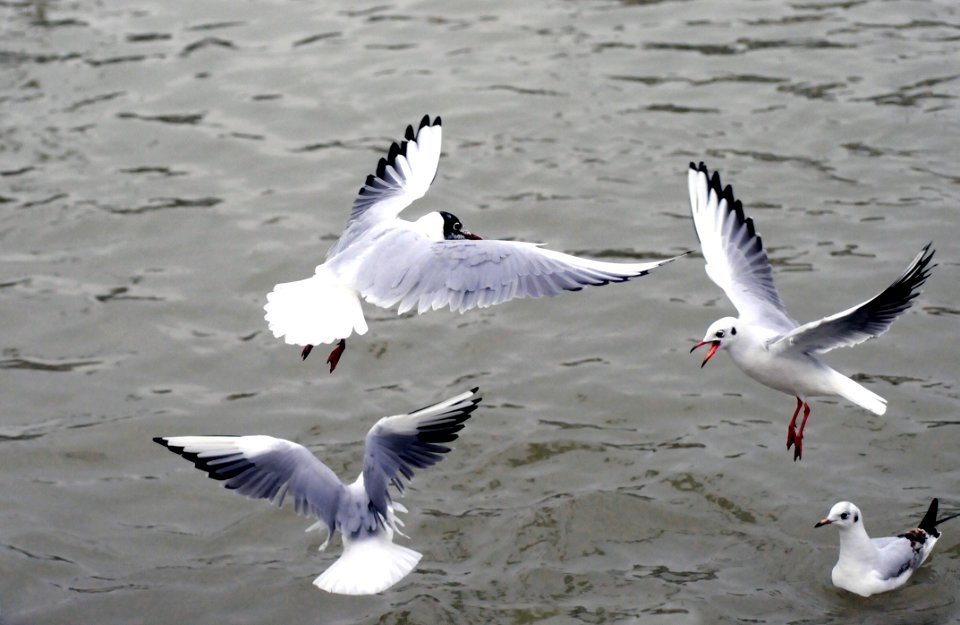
[
  {"left": 326, "top": 339, "right": 346, "bottom": 373},
  {"left": 301, "top": 344, "right": 314, "bottom": 360},
  {"left": 793, "top": 402, "right": 811, "bottom": 462},
  {"left": 786, "top": 397, "right": 803, "bottom": 450}
]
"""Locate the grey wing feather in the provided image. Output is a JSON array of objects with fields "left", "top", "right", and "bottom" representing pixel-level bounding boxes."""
[
  {"left": 871, "top": 536, "right": 900, "bottom": 549},
  {"left": 688, "top": 162, "right": 796, "bottom": 331},
  {"left": 873, "top": 535, "right": 925, "bottom": 580},
  {"left": 154, "top": 436, "right": 343, "bottom": 534},
  {"left": 362, "top": 389, "right": 481, "bottom": 520},
  {"left": 353, "top": 230, "right": 683, "bottom": 315},
  {"left": 774, "top": 244, "right": 934, "bottom": 354}
]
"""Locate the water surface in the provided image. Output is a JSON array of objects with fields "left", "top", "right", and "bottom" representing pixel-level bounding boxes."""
[{"left": 2, "top": 0, "right": 959, "bottom": 623}]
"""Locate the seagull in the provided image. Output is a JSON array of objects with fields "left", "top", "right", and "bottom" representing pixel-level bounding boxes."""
[
  {"left": 815, "top": 498, "right": 960, "bottom": 597},
  {"left": 153, "top": 388, "right": 481, "bottom": 595},
  {"left": 686, "top": 161, "right": 935, "bottom": 460},
  {"left": 265, "top": 115, "right": 683, "bottom": 372}
]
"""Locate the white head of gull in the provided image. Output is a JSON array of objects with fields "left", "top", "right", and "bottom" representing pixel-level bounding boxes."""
[{"left": 815, "top": 498, "right": 959, "bottom": 597}]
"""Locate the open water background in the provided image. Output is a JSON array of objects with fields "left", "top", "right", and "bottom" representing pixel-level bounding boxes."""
[{"left": 2, "top": 0, "right": 959, "bottom": 623}]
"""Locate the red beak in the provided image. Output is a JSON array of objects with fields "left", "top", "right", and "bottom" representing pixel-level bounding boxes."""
[
  {"left": 814, "top": 519, "right": 831, "bottom": 528},
  {"left": 690, "top": 340, "right": 720, "bottom": 368},
  {"left": 464, "top": 232, "right": 482, "bottom": 240}
]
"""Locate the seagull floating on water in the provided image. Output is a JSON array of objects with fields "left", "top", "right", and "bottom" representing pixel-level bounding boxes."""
[
  {"left": 815, "top": 498, "right": 959, "bottom": 597},
  {"left": 154, "top": 388, "right": 480, "bottom": 595},
  {"left": 686, "top": 161, "right": 935, "bottom": 460},
  {"left": 265, "top": 115, "right": 683, "bottom": 372}
]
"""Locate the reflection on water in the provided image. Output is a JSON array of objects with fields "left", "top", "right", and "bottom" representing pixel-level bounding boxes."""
[{"left": 2, "top": 0, "right": 959, "bottom": 623}]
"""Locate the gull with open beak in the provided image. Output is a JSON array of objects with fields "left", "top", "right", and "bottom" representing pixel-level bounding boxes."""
[{"left": 687, "top": 161, "right": 935, "bottom": 460}]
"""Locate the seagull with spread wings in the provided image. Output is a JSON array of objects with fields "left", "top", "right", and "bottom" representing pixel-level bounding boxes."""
[
  {"left": 265, "top": 116, "right": 683, "bottom": 371},
  {"left": 687, "top": 161, "right": 935, "bottom": 460},
  {"left": 154, "top": 388, "right": 480, "bottom": 595}
]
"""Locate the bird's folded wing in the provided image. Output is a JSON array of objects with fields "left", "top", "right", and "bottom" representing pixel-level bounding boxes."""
[
  {"left": 873, "top": 535, "right": 925, "bottom": 581},
  {"left": 688, "top": 162, "right": 796, "bottom": 332},
  {"left": 353, "top": 230, "right": 683, "bottom": 315},
  {"left": 154, "top": 435, "right": 343, "bottom": 533},
  {"left": 772, "top": 244, "right": 934, "bottom": 354},
  {"left": 347, "top": 115, "right": 442, "bottom": 226},
  {"left": 361, "top": 388, "right": 481, "bottom": 519}
]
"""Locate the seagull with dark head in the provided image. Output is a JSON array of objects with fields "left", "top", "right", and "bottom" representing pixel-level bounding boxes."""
[{"left": 264, "top": 116, "right": 683, "bottom": 372}]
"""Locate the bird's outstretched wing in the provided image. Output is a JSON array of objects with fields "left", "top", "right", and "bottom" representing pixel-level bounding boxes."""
[
  {"left": 347, "top": 115, "right": 442, "bottom": 225},
  {"left": 361, "top": 388, "right": 481, "bottom": 520},
  {"left": 353, "top": 229, "right": 684, "bottom": 314},
  {"left": 688, "top": 162, "right": 796, "bottom": 332},
  {"left": 773, "top": 244, "right": 934, "bottom": 354},
  {"left": 154, "top": 435, "right": 343, "bottom": 534}
]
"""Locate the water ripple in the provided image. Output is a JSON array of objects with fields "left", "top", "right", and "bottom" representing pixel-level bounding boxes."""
[
  {"left": 0, "top": 357, "right": 102, "bottom": 373},
  {"left": 116, "top": 111, "right": 206, "bottom": 125},
  {"left": 632, "top": 564, "right": 717, "bottom": 585},
  {"left": 292, "top": 32, "right": 340, "bottom": 47},
  {"left": 106, "top": 196, "right": 222, "bottom": 214},
  {"left": 180, "top": 37, "right": 236, "bottom": 57}
]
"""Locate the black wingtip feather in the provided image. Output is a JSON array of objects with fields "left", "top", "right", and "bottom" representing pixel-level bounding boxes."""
[
  {"left": 419, "top": 114, "right": 431, "bottom": 130},
  {"left": 722, "top": 183, "right": 736, "bottom": 206},
  {"left": 919, "top": 498, "right": 939, "bottom": 534},
  {"left": 699, "top": 162, "right": 762, "bottom": 251},
  {"left": 154, "top": 436, "right": 254, "bottom": 482},
  {"left": 864, "top": 242, "right": 937, "bottom": 328}
]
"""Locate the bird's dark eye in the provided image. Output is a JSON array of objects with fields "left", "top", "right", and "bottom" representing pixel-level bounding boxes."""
[
  {"left": 454, "top": 222, "right": 462, "bottom": 231},
  {"left": 715, "top": 330, "right": 725, "bottom": 338},
  {"left": 840, "top": 512, "right": 849, "bottom": 520},
  {"left": 731, "top": 327, "right": 737, "bottom": 336}
]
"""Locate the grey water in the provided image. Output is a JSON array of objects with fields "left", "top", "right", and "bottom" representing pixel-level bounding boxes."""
[{"left": 2, "top": 0, "right": 959, "bottom": 623}]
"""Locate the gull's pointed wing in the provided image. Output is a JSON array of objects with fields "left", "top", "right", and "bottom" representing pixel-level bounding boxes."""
[
  {"left": 773, "top": 244, "right": 934, "bottom": 354},
  {"left": 688, "top": 162, "right": 796, "bottom": 332},
  {"left": 353, "top": 229, "right": 685, "bottom": 315},
  {"left": 347, "top": 115, "right": 442, "bottom": 226},
  {"left": 154, "top": 436, "right": 343, "bottom": 534},
  {"left": 362, "top": 388, "right": 481, "bottom": 520}
]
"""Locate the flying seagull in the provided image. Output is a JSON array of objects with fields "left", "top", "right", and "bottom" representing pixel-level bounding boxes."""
[
  {"left": 154, "top": 388, "right": 480, "bottom": 595},
  {"left": 687, "top": 161, "right": 935, "bottom": 460},
  {"left": 265, "top": 115, "right": 683, "bottom": 371},
  {"left": 816, "top": 498, "right": 959, "bottom": 597}
]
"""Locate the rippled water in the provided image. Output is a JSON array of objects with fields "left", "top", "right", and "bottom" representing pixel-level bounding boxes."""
[{"left": 2, "top": 0, "right": 959, "bottom": 623}]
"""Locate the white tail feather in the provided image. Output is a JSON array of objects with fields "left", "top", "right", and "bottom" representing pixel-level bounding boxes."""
[
  {"left": 313, "top": 532, "right": 422, "bottom": 595},
  {"left": 264, "top": 269, "right": 367, "bottom": 346},
  {"left": 831, "top": 371, "right": 887, "bottom": 415}
]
